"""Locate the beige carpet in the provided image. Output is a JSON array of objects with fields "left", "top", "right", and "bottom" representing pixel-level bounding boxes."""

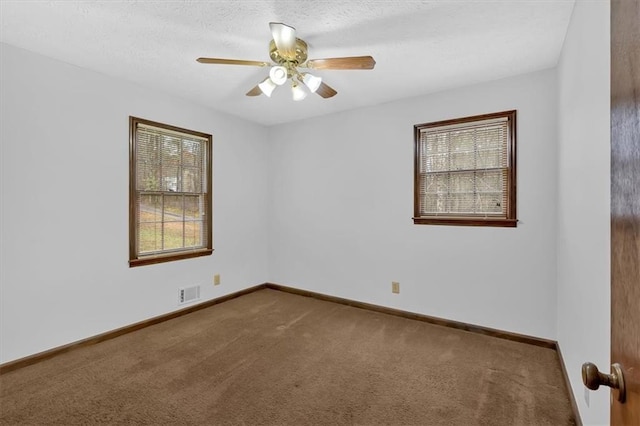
[{"left": 0, "top": 288, "right": 575, "bottom": 425}]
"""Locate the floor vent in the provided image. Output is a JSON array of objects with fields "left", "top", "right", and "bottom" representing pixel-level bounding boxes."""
[{"left": 179, "top": 285, "right": 201, "bottom": 304}]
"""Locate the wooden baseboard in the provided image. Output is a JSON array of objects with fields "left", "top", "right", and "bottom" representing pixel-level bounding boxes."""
[
  {"left": 556, "top": 343, "right": 583, "bottom": 426},
  {"left": 2, "top": 281, "right": 560, "bottom": 375},
  {"left": 265, "top": 282, "right": 557, "bottom": 349},
  {"left": 0, "top": 284, "right": 268, "bottom": 375}
]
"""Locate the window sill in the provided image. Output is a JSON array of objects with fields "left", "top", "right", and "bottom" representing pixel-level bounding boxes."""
[
  {"left": 413, "top": 217, "right": 517, "bottom": 227},
  {"left": 129, "top": 248, "right": 213, "bottom": 267}
]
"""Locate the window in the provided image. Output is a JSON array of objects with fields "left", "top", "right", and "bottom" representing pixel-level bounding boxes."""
[
  {"left": 413, "top": 110, "right": 517, "bottom": 227},
  {"left": 129, "top": 117, "right": 213, "bottom": 266}
]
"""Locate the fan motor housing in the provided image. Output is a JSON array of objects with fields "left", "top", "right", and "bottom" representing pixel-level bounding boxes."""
[{"left": 269, "top": 38, "right": 308, "bottom": 65}]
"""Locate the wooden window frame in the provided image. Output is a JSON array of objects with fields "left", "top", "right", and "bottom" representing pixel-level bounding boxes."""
[
  {"left": 413, "top": 110, "right": 517, "bottom": 227},
  {"left": 129, "top": 117, "right": 213, "bottom": 267}
]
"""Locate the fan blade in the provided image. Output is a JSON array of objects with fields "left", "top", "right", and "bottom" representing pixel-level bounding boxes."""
[
  {"left": 197, "top": 58, "right": 269, "bottom": 67},
  {"left": 269, "top": 22, "right": 297, "bottom": 60},
  {"left": 316, "top": 81, "right": 337, "bottom": 99},
  {"left": 306, "top": 56, "right": 376, "bottom": 70},
  {"left": 246, "top": 84, "right": 262, "bottom": 96}
]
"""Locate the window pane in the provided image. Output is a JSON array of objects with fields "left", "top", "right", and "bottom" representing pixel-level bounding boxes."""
[
  {"left": 162, "top": 135, "right": 181, "bottom": 192},
  {"left": 184, "top": 195, "right": 202, "bottom": 219},
  {"left": 477, "top": 169, "right": 506, "bottom": 215},
  {"left": 139, "top": 194, "right": 162, "bottom": 222},
  {"left": 182, "top": 167, "right": 201, "bottom": 193},
  {"left": 449, "top": 150, "right": 475, "bottom": 171},
  {"left": 182, "top": 139, "right": 203, "bottom": 167},
  {"left": 137, "top": 134, "right": 161, "bottom": 191},
  {"left": 476, "top": 147, "right": 502, "bottom": 169},
  {"left": 139, "top": 222, "right": 162, "bottom": 253},
  {"left": 163, "top": 194, "right": 184, "bottom": 221},
  {"left": 426, "top": 133, "right": 449, "bottom": 155},
  {"left": 448, "top": 130, "right": 475, "bottom": 171},
  {"left": 423, "top": 173, "right": 448, "bottom": 194},
  {"left": 448, "top": 193, "right": 475, "bottom": 213},
  {"left": 476, "top": 126, "right": 504, "bottom": 149},
  {"left": 163, "top": 194, "right": 184, "bottom": 250},
  {"left": 184, "top": 221, "right": 203, "bottom": 248},
  {"left": 423, "top": 134, "right": 449, "bottom": 173},
  {"left": 476, "top": 192, "right": 504, "bottom": 214},
  {"left": 478, "top": 126, "right": 505, "bottom": 169},
  {"left": 163, "top": 222, "right": 184, "bottom": 250},
  {"left": 476, "top": 170, "right": 503, "bottom": 193},
  {"left": 449, "top": 172, "right": 474, "bottom": 194},
  {"left": 422, "top": 193, "right": 448, "bottom": 214}
]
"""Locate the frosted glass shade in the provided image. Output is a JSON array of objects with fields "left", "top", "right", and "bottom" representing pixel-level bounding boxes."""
[
  {"left": 302, "top": 73, "right": 322, "bottom": 93},
  {"left": 258, "top": 78, "right": 277, "bottom": 97},
  {"left": 291, "top": 82, "right": 307, "bottom": 101},
  {"left": 269, "top": 66, "right": 288, "bottom": 86}
]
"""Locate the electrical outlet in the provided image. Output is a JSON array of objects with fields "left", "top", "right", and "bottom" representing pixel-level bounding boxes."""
[
  {"left": 214, "top": 274, "right": 221, "bottom": 286},
  {"left": 392, "top": 281, "right": 400, "bottom": 294}
]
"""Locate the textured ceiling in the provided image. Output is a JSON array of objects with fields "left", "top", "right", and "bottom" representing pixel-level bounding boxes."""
[{"left": 0, "top": 0, "right": 575, "bottom": 126}]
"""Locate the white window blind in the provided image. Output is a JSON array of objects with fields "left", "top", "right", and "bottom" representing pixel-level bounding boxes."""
[{"left": 416, "top": 115, "right": 513, "bottom": 220}]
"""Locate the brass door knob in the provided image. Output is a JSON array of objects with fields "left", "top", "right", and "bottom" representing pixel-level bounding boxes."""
[{"left": 581, "top": 362, "right": 626, "bottom": 403}]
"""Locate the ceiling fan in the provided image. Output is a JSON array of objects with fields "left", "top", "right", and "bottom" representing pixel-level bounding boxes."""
[{"left": 197, "top": 22, "right": 376, "bottom": 101}]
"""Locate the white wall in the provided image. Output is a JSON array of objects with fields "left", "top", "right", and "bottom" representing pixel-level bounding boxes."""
[
  {"left": 0, "top": 44, "right": 269, "bottom": 364},
  {"left": 2, "top": 18, "right": 612, "bottom": 426},
  {"left": 268, "top": 69, "right": 559, "bottom": 339},
  {"left": 556, "top": 1, "right": 610, "bottom": 424}
]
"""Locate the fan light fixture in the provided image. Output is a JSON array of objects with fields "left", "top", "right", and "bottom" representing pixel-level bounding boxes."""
[
  {"left": 197, "top": 22, "right": 376, "bottom": 100},
  {"left": 301, "top": 73, "right": 322, "bottom": 93},
  {"left": 258, "top": 77, "right": 277, "bottom": 97},
  {"left": 260, "top": 67, "right": 319, "bottom": 100},
  {"left": 269, "top": 66, "right": 288, "bottom": 85},
  {"left": 291, "top": 81, "right": 307, "bottom": 101}
]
